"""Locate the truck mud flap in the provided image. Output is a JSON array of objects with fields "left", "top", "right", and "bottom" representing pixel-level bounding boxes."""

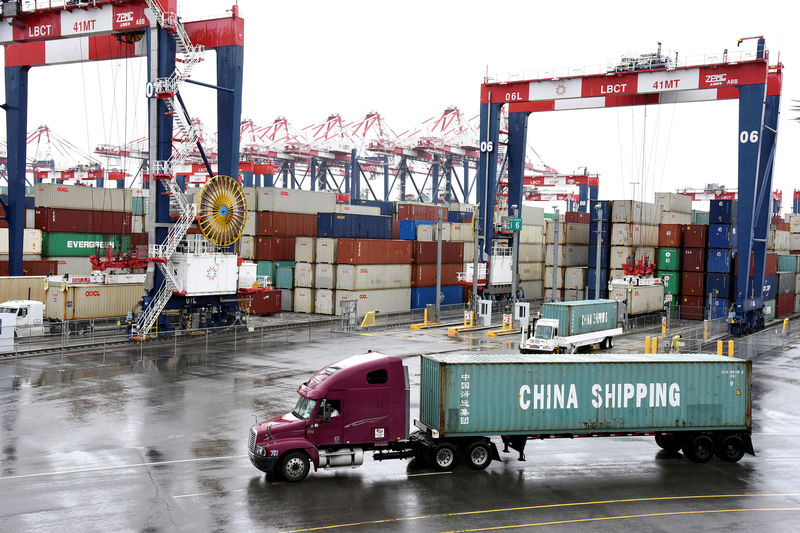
[
  {"left": 489, "top": 441, "right": 501, "bottom": 462},
  {"left": 743, "top": 434, "right": 756, "bottom": 456}
]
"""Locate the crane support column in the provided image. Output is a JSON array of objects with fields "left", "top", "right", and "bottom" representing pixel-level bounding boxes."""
[
  {"left": 476, "top": 102, "right": 503, "bottom": 256},
  {"left": 3, "top": 66, "right": 29, "bottom": 277},
  {"left": 506, "top": 112, "right": 528, "bottom": 224},
  {"left": 216, "top": 45, "right": 244, "bottom": 179}
]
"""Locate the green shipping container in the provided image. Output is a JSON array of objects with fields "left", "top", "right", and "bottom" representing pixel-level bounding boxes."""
[
  {"left": 692, "top": 210, "right": 710, "bottom": 225},
  {"left": 763, "top": 299, "right": 776, "bottom": 321},
  {"left": 420, "top": 353, "right": 751, "bottom": 437},
  {"left": 539, "top": 300, "right": 618, "bottom": 337},
  {"left": 42, "top": 232, "right": 132, "bottom": 257},
  {"left": 657, "top": 247, "right": 681, "bottom": 271},
  {"left": 658, "top": 270, "right": 681, "bottom": 295},
  {"left": 275, "top": 266, "right": 294, "bottom": 289},
  {"left": 257, "top": 260, "right": 274, "bottom": 280},
  {"left": 776, "top": 254, "right": 799, "bottom": 274}
]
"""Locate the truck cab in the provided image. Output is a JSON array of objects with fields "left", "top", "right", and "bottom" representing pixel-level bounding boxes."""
[
  {"left": 520, "top": 318, "right": 560, "bottom": 352},
  {"left": 248, "top": 352, "right": 410, "bottom": 481},
  {"left": 0, "top": 300, "right": 45, "bottom": 337}
]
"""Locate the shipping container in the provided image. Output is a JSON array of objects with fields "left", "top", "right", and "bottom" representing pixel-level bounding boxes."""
[
  {"left": 795, "top": 273, "right": 800, "bottom": 295},
  {"left": 706, "top": 297, "right": 729, "bottom": 320},
  {"left": 518, "top": 244, "right": 545, "bottom": 263},
  {"left": 239, "top": 235, "right": 256, "bottom": 260},
  {"left": 0, "top": 228, "right": 42, "bottom": 255},
  {"left": 294, "top": 288, "right": 315, "bottom": 313},
  {"left": 610, "top": 200, "right": 662, "bottom": 225},
  {"left": 680, "top": 295, "right": 704, "bottom": 320},
  {"left": 683, "top": 248, "right": 706, "bottom": 272},
  {"left": 398, "top": 220, "right": 434, "bottom": 240},
  {"left": 657, "top": 247, "right": 681, "bottom": 271},
  {"left": 709, "top": 199, "right": 737, "bottom": 224},
  {"left": 682, "top": 272, "right": 705, "bottom": 297},
  {"left": 35, "top": 183, "right": 132, "bottom": 212},
  {"left": 411, "top": 264, "right": 462, "bottom": 287},
  {"left": 294, "top": 262, "right": 315, "bottom": 288},
  {"left": 658, "top": 270, "right": 681, "bottom": 295},
  {"left": 351, "top": 198, "right": 393, "bottom": 216},
  {"left": 396, "top": 202, "right": 448, "bottom": 222},
  {"left": 171, "top": 253, "right": 238, "bottom": 296},
  {"left": 610, "top": 223, "right": 631, "bottom": 246},
  {"left": 763, "top": 299, "right": 776, "bottom": 321},
  {"left": 256, "top": 237, "right": 296, "bottom": 261},
  {"left": 631, "top": 224, "right": 659, "bottom": 246},
  {"left": 256, "top": 187, "right": 337, "bottom": 214},
  {"left": 411, "top": 285, "right": 463, "bottom": 309},
  {"left": 565, "top": 211, "right": 590, "bottom": 224},
  {"left": 519, "top": 225, "right": 545, "bottom": 245},
  {"left": 336, "top": 264, "right": 412, "bottom": 290},
  {"left": 610, "top": 284, "right": 665, "bottom": 315},
  {"left": 544, "top": 266, "right": 565, "bottom": 289},
  {"left": 776, "top": 293, "right": 794, "bottom": 317},
  {"left": 654, "top": 192, "right": 693, "bottom": 214},
  {"left": 586, "top": 268, "right": 608, "bottom": 292},
  {"left": 683, "top": 225, "right": 708, "bottom": 248},
  {"left": 280, "top": 288, "right": 293, "bottom": 312},
  {"left": 239, "top": 288, "right": 282, "bottom": 315},
  {"left": 658, "top": 224, "right": 683, "bottom": 247},
  {"left": 545, "top": 220, "right": 566, "bottom": 244},
  {"left": 539, "top": 300, "right": 618, "bottom": 336},
  {"left": 776, "top": 271, "right": 795, "bottom": 296},
  {"left": 691, "top": 211, "right": 710, "bottom": 225},
  {"left": 295, "top": 237, "right": 316, "bottom": 263},
  {"left": 314, "top": 288, "right": 334, "bottom": 315},
  {"left": 35, "top": 207, "right": 108, "bottom": 234},
  {"left": 131, "top": 196, "right": 149, "bottom": 216},
  {"left": 315, "top": 238, "right": 337, "bottom": 264},
  {"left": 336, "top": 239, "right": 413, "bottom": 265},
  {"left": 275, "top": 266, "right": 294, "bottom": 289},
  {"left": 563, "top": 267, "right": 587, "bottom": 290},
  {"left": 706, "top": 273, "right": 732, "bottom": 298},
  {"left": 519, "top": 262, "right": 543, "bottom": 282},
  {"left": 0, "top": 275, "right": 47, "bottom": 302},
  {"left": 411, "top": 241, "right": 464, "bottom": 264},
  {"left": 334, "top": 288, "right": 412, "bottom": 316},
  {"left": 589, "top": 200, "right": 612, "bottom": 222},
  {"left": 314, "top": 263, "right": 336, "bottom": 290},
  {"left": 317, "top": 213, "right": 392, "bottom": 239},
  {"left": 708, "top": 224, "right": 737, "bottom": 248},
  {"left": 520, "top": 280, "right": 544, "bottom": 299},
  {"left": 609, "top": 246, "right": 633, "bottom": 270},
  {"left": 40, "top": 232, "right": 130, "bottom": 257},
  {"left": 660, "top": 211, "right": 692, "bottom": 225},
  {"left": 45, "top": 283, "right": 145, "bottom": 320},
  {"left": 521, "top": 205, "right": 545, "bottom": 226},
  {"left": 707, "top": 248, "right": 733, "bottom": 273},
  {"left": 544, "top": 288, "right": 563, "bottom": 301},
  {"left": 766, "top": 253, "right": 778, "bottom": 276},
  {"left": 335, "top": 203, "right": 382, "bottom": 216},
  {"left": 257, "top": 212, "right": 317, "bottom": 237},
  {"left": 588, "top": 222, "right": 610, "bottom": 246},
  {"left": 545, "top": 245, "right": 588, "bottom": 267},
  {"left": 588, "top": 244, "right": 610, "bottom": 269}
]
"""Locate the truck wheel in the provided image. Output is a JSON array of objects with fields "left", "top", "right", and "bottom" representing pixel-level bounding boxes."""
[
  {"left": 464, "top": 441, "right": 492, "bottom": 470},
  {"left": 430, "top": 443, "right": 458, "bottom": 471},
  {"left": 280, "top": 451, "right": 310, "bottom": 482},
  {"left": 715, "top": 435, "right": 745, "bottom": 462},
  {"left": 655, "top": 432, "right": 682, "bottom": 453},
  {"left": 682, "top": 435, "right": 714, "bottom": 463}
]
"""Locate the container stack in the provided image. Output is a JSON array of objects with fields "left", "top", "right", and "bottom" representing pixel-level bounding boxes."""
[
  {"left": 770, "top": 214, "right": 793, "bottom": 318},
  {"left": 705, "top": 199, "right": 737, "bottom": 319},
  {"left": 517, "top": 205, "right": 545, "bottom": 300},
  {"left": 681, "top": 222, "right": 707, "bottom": 320},
  {"left": 587, "top": 200, "right": 611, "bottom": 299},
  {"left": 609, "top": 200, "right": 662, "bottom": 279}
]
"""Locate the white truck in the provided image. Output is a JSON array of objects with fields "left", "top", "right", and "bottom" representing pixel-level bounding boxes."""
[
  {"left": 520, "top": 300, "right": 623, "bottom": 354},
  {"left": 0, "top": 300, "right": 46, "bottom": 337}
]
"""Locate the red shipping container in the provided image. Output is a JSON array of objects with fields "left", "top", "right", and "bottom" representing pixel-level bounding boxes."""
[
  {"left": 92, "top": 210, "right": 132, "bottom": 234},
  {"left": 256, "top": 237, "right": 296, "bottom": 261},
  {"left": 411, "top": 264, "right": 463, "bottom": 287},
  {"left": 35, "top": 207, "right": 93, "bottom": 233},
  {"left": 130, "top": 232, "right": 149, "bottom": 249},
  {"left": 657, "top": 224, "right": 683, "bottom": 247},
  {"left": 257, "top": 212, "right": 317, "bottom": 237},
  {"left": 336, "top": 239, "right": 413, "bottom": 265},
  {"left": 396, "top": 203, "right": 449, "bottom": 221},
  {"left": 412, "top": 241, "right": 464, "bottom": 264},
  {"left": 680, "top": 295, "right": 704, "bottom": 320},
  {"left": 565, "top": 211, "right": 590, "bottom": 224},
  {"left": 0, "top": 205, "right": 6, "bottom": 228},
  {"left": 766, "top": 253, "right": 778, "bottom": 277},
  {"left": 683, "top": 225, "right": 707, "bottom": 248},
  {"left": 391, "top": 220, "right": 401, "bottom": 240},
  {"left": 239, "top": 288, "right": 281, "bottom": 315},
  {"left": 682, "top": 248, "right": 706, "bottom": 272},
  {"left": 776, "top": 293, "right": 794, "bottom": 317},
  {"left": 681, "top": 272, "right": 705, "bottom": 296},
  {"left": 0, "top": 260, "right": 59, "bottom": 276}
]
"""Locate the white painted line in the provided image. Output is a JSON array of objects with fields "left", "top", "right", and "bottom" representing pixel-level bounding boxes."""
[
  {"left": 0, "top": 454, "right": 249, "bottom": 481},
  {"left": 407, "top": 471, "right": 453, "bottom": 477}
]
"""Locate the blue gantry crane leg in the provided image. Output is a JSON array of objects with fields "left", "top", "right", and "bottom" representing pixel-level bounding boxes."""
[
  {"left": 3, "top": 66, "right": 30, "bottom": 277},
  {"left": 477, "top": 102, "right": 503, "bottom": 258}
]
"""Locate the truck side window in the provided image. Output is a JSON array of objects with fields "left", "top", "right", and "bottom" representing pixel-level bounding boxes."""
[
  {"left": 18, "top": 308, "right": 27, "bottom": 318},
  {"left": 366, "top": 369, "right": 387, "bottom": 384}
]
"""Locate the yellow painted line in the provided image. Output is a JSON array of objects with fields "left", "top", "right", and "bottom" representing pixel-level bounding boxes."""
[
  {"left": 279, "top": 493, "right": 800, "bottom": 532},
  {"left": 442, "top": 508, "right": 800, "bottom": 532}
]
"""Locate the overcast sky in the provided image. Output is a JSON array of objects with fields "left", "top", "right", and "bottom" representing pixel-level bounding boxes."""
[{"left": 2, "top": 0, "right": 797, "bottom": 210}]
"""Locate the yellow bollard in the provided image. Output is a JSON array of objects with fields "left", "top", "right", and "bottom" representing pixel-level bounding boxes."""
[
  {"left": 645, "top": 337, "right": 651, "bottom": 354},
  {"left": 717, "top": 340, "right": 723, "bottom": 355},
  {"left": 423, "top": 308, "right": 429, "bottom": 326},
  {"left": 783, "top": 318, "right": 789, "bottom": 334},
  {"left": 652, "top": 337, "right": 658, "bottom": 354},
  {"left": 728, "top": 340, "right": 734, "bottom": 357},
  {"left": 661, "top": 317, "right": 667, "bottom": 337},
  {"left": 703, "top": 320, "right": 709, "bottom": 341}
]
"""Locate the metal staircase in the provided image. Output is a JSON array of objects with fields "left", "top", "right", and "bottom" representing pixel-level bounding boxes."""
[{"left": 132, "top": 1, "right": 206, "bottom": 339}]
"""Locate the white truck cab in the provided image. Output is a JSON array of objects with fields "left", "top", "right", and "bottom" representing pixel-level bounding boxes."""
[{"left": 0, "top": 300, "right": 45, "bottom": 337}]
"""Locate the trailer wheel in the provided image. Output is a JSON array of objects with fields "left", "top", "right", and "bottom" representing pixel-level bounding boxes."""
[
  {"left": 280, "top": 451, "right": 310, "bottom": 482},
  {"left": 464, "top": 441, "right": 492, "bottom": 470},
  {"left": 682, "top": 435, "right": 714, "bottom": 463},
  {"left": 655, "top": 432, "right": 682, "bottom": 453},
  {"left": 430, "top": 443, "right": 458, "bottom": 471},
  {"left": 715, "top": 435, "right": 745, "bottom": 463}
]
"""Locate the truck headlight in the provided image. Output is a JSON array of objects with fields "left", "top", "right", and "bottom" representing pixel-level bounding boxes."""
[{"left": 255, "top": 445, "right": 267, "bottom": 456}]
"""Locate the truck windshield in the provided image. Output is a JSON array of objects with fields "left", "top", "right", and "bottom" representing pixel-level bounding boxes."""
[
  {"left": 534, "top": 325, "right": 554, "bottom": 340},
  {"left": 0, "top": 307, "right": 18, "bottom": 314},
  {"left": 291, "top": 396, "right": 316, "bottom": 420}
]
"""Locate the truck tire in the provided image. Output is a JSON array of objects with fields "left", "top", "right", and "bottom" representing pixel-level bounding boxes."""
[
  {"left": 464, "top": 441, "right": 492, "bottom": 470},
  {"left": 430, "top": 443, "right": 458, "bottom": 471},
  {"left": 682, "top": 435, "right": 714, "bottom": 463},
  {"left": 655, "top": 432, "right": 682, "bottom": 453},
  {"left": 280, "top": 451, "right": 310, "bottom": 482},
  {"left": 715, "top": 435, "right": 745, "bottom": 462}
]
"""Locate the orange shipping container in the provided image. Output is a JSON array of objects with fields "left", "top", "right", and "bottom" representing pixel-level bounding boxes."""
[
  {"left": 257, "top": 212, "right": 317, "bottom": 237},
  {"left": 410, "top": 263, "right": 462, "bottom": 287},
  {"left": 336, "top": 239, "right": 413, "bottom": 265},
  {"left": 658, "top": 224, "right": 683, "bottom": 247}
]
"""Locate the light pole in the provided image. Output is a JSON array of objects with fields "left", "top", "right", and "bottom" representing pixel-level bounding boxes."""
[
  {"left": 594, "top": 203, "right": 603, "bottom": 300},
  {"left": 552, "top": 206, "right": 560, "bottom": 302}
]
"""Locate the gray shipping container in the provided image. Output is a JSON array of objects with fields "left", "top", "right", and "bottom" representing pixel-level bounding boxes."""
[
  {"left": 336, "top": 264, "right": 411, "bottom": 290},
  {"left": 256, "top": 187, "right": 337, "bottom": 214},
  {"left": 334, "top": 288, "right": 411, "bottom": 317},
  {"left": 314, "top": 263, "right": 337, "bottom": 289},
  {"left": 545, "top": 245, "right": 588, "bottom": 267},
  {"left": 540, "top": 300, "right": 618, "bottom": 336},
  {"left": 420, "top": 353, "right": 751, "bottom": 437},
  {"left": 519, "top": 280, "right": 543, "bottom": 299},
  {"left": 314, "top": 288, "right": 335, "bottom": 315},
  {"left": 776, "top": 271, "right": 795, "bottom": 296}
]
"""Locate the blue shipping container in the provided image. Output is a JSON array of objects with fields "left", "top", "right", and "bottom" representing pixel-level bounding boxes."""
[
  {"left": 708, "top": 224, "right": 737, "bottom": 248},
  {"left": 706, "top": 273, "right": 732, "bottom": 298},
  {"left": 706, "top": 298, "right": 730, "bottom": 320},
  {"left": 589, "top": 200, "right": 612, "bottom": 222},
  {"left": 588, "top": 244, "right": 610, "bottom": 268},
  {"left": 411, "top": 285, "right": 464, "bottom": 309},
  {"left": 709, "top": 199, "right": 737, "bottom": 224},
  {"left": 317, "top": 213, "right": 391, "bottom": 239},
  {"left": 399, "top": 220, "right": 435, "bottom": 240},
  {"left": 587, "top": 289, "right": 609, "bottom": 299},
  {"left": 588, "top": 222, "right": 611, "bottom": 246},
  {"left": 448, "top": 211, "right": 473, "bottom": 223},
  {"left": 587, "top": 268, "right": 609, "bottom": 292},
  {"left": 747, "top": 276, "right": 777, "bottom": 299},
  {"left": 0, "top": 195, "right": 35, "bottom": 210},
  {"left": 351, "top": 198, "right": 393, "bottom": 216},
  {"left": 707, "top": 248, "right": 733, "bottom": 273}
]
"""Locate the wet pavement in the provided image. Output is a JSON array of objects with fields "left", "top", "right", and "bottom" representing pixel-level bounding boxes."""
[{"left": 2, "top": 325, "right": 800, "bottom": 532}]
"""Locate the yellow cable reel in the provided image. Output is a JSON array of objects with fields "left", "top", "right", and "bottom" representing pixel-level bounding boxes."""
[{"left": 197, "top": 175, "right": 248, "bottom": 246}]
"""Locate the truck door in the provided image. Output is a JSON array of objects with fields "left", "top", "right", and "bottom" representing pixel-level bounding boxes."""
[{"left": 312, "top": 399, "right": 343, "bottom": 446}]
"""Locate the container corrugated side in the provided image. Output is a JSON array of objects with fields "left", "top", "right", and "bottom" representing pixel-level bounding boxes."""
[
  {"left": 336, "top": 239, "right": 413, "bottom": 265},
  {"left": 314, "top": 263, "right": 336, "bottom": 289},
  {"left": 41, "top": 232, "right": 130, "bottom": 257},
  {"left": 540, "top": 300, "right": 617, "bottom": 336},
  {"left": 334, "top": 288, "right": 411, "bottom": 316},
  {"left": 420, "top": 353, "right": 751, "bottom": 437},
  {"left": 336, "top": 264, "right": 412, "bottom": 290},
  {"left": 519, "top": 225, "right": 544, "bottom": 244},
  {"left": 45, "top": 283, "right": 144, "bottom": 320},
  {"left": 294, "top": 237, "right": 316, "bottom": 262},
  {"left": 239, "top": 236, "right": 256, "bottom": 260},
  {"left": 519, "top": 263, "right": 543, "bottom": 281},
  {"left": 256, "top": 187, "right": 337, "bottom": 214},
  {"left": 0, "top": 276, "right": 47, "bottom": 303},
  {"left": 0, "top": 228, "right": 42, "bottom": 255},
  {"left": 293, "top": 288, "right": 315, "bottom": 313},
  {"left": 314, "top": 288, "right": 334, "bottom": 315},
  {"left": 563, "top": 267, "right": 587, "bottom": 290},
  {"left": 545, "top": 245, "right": 588, "bottom": 266},
  {"left": 613, "top": 284, "right": 665, "bottom": 315},
  {"left": 518, "top": 244, "right": 544, "bottom": 263},
  {"left": 654, "top": 192, "right": 693, "bottom": 214},
  {"left": 294, "top": 263, "right": 315, "bottom": 288},
  {"left": 315, "top": 238, "right": 337, "bottom": 263},
  {"left": 519, "top": 280, "right": 543, "bottom": 299}
]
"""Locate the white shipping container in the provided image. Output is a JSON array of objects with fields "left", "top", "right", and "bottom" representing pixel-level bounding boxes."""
[
  {"left": 611, "top": 200, "right": 662, "bottom": 225},
  {"left": 25, "top": 209, "right": 35, "bottom": 229},
  {"left": 0, "top": 228, "right": 42, "bottom": 255},
  {"left": 634, "top": 247, "right": 656, "bottom": 264},
  {"left": 610, "top": 269, "right": 626, "bottom": 280},
  {"left": 610, "top": 224, "right": 631, "bottom": 246},
  {"left": 518, "top": 244, "right": 544, "bottom": 263},
  {"left": 609, "top": 246, "right": 633, "bottom": 270},
  {"left": 564, "top": 223, "right": 589, "bottom": 244},
  {"left": 295, "top": 237, "right": 316, "bottom": 263},
  {"left": 610, "top": 284, "right": 665, "bottom": 315},
  {"left": 544, "top": 266, "right": 565, "bottom": 289},
  {"left": 294, "top": 262, "right": 315, "bottom": 288},
  {"left": 293, "top": 288, "right": 315, "bottom": 313},
  {"left": 545, "top": 244, "right": 588, "bottom": 266},
  {"left": 518, "top": 262, "right": 543, "bottom": 281},
  {"left": 519, "top": 280, "right": 543, "bottom": 299},
  {"left": 33, "top": 183, "right": 92, "bottom": 211},
  {"left": 790, "top": 214, "right": 800, "bottom": 234},
  {"left": 92, "top": 187, "right": 133, "bottom": 213},
  {"left": 315, "top": 288, "right": 335, "bottom": 315},
  {"left": 241, "top": 188, "right": 257, "bottom": 212},
  {"left": 519, "top": 225, "right": 544, "bottom": 244},
  {"left": 335, "top": 264, "right": 412, "bottom": 290},
  {"left": 171, "top": 252, "right": 238, "bottom": 296},
  {"left": 314, "top": 263, "right": 337, "bottom": 289},
  {"left": 449, "top": 223, "right": 472, "bottom": 242},
  {"left": 0, "top": 276, "right": 47, "bottom": 303},
  {"left": 316, "top": 238, "right": 337, "bottom": 264},
  {"left": 772, "top": 230, "right": 790, "bottom": 251},
  {"left": 51, "top": 257, "right": 93, "bottom": 276},
  {"left": 563, "top": 289, "right": 583, "bottom": 302},
  {"left": 564, "top": 267, "right": 587, "bottom": 290},
  {"left": 256, "top": 187, "right": 337, "bottom": 214},
  {"left": 243, "top": 211, "right": 257, "bottom": 236},
  {"left": 654, "top": 192, "right": 693, "bottom": 214},
  {"left": 631, "top": 224, "right": 659, "bottom": 246},
  {"left": 335, "top": 204, "right": 381, "bottom": 216},
  {"left": 545, "top": 219, "right": 566, "bottom": 244},
  {"left": 416, "top": 223, "right": 451, "bottom": 242},
  {"left": 521, "top": 205, "right": 545, "bottom": 226},
  {"left": 334, "top": 288, "right": 412, "bottom": 316},
  {"left": 238, "top": 262, "right": 258, "bottom": 289},
  {"left": 544, "top": 288, "right": 563, "bottom": 301},
  {"left": 45, "top": 283, "right": 145, "bottom": 320},
  {"left": 463, "top": 242, "right": 475, "bottom": 263},
  {"left": 239, "top": 235, "right": 256, "bottom": 260},
  {"left": 104, "top": 274, "right": 146, "bottom": 284},
  {"left": 132, "top": 215, "right": 145, "bottom": 234},
  {"left": 790, "top": 234, "right": 800, "bottom": 252},
  {"left": 660, "top": 211, "right": 692, "bottom": 225}
]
